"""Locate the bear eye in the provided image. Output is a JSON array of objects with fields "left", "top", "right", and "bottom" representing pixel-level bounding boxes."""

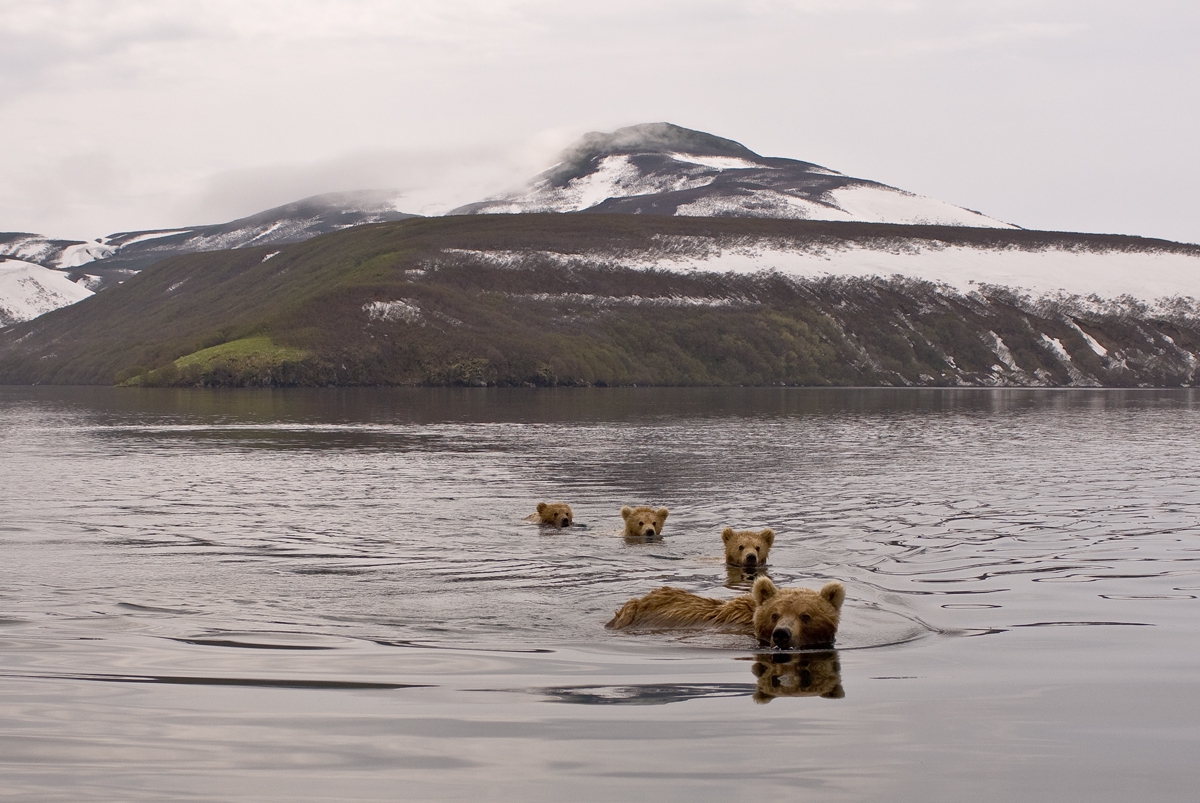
[
  {"left": 739, "top": 545, "right": 745, "bottom": 551},
  {"left": 771, "top": 613, "right": 780, "bottom": 623},
  {"left": 800, "top": 614, "right": 812, "bottom": 624}
]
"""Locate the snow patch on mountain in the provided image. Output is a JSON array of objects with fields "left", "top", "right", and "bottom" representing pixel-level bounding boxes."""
[
  {"left": 512, "top": 292, "right": 750, "bottom": 308},
  {"left": 0, "top": 234, "right": 73, "bottom": 266},
  {"left": 364, "top": 299, "right": 423, "bottom": 324},
  {"left": 0, "top": 259, "right": 94, "bottom": 326},
  {"left": 115, "top": 230, "right": 192, "bottom": 248},
  {"left": 633, "top": 238, "right": 1200, "bottom": 300},
  {"left": 666, "top": 153, "right": 763, "bottom": 171},
  {"left": 674, "top": 190, "right": 857, "bottom": 220},
  {"left": 824, "top": 185, "right": 1007, "bottom": 228},
  {"left": 56, "top": 241, "right": 117, "bottom": 268},
  {"left": 435, "top": 238, "right": 1200, "bottom": 304},
  {"left": 1066, "top": 319, "right": 1108, "bottom": 356},
  {"left": 482, "top": 154, "right": 718, "bottom": 213}
]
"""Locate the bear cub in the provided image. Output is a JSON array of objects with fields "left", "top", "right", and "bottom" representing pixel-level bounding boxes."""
[
  {"left": 621, "top": 505, "right": 668, "bottom": 539},
  {"left": 528, "top": 502, "right": 573, "bottom": 528},
  {"left": 723, "top": 527, "right": 774, "bottom": 569}
]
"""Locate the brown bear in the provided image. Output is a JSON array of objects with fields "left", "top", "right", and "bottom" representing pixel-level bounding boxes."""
[
  {"left": 607, "top": 576, "right": 845, "bottom": 651},
  {"left": 621, "top": 505, "right": 668, "bottom": 539},
  {"left": 753, "top": 577, "right": 844, "bottom": 650},
  {"left": 722, "top": 527, "right": 774, "bottom": 569},
  {"left": 751, "top": 650, "right": 844, "bottom": 704},
  {"left": 526, "top": 502, "right": 573, "bottom": 528},
  {"left": 605, "top": 586, "right": 756, "bottom": 631}
]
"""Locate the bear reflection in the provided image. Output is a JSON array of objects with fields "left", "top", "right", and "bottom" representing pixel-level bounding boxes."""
[
  {"left": 725, "top": 564, "right": 769, "bottom": 589},
  {"left": 750, "top": 650, "right": 843, "bottom": 704}
]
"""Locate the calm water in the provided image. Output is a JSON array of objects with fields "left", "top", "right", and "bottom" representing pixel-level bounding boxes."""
[{"left": 2, "top": 386, "right": 1199, "bottom": 801}]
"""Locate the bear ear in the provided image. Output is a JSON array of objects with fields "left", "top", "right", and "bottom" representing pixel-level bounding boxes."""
[
  {"left": 821, "top": 684, "right": 845, "bottom": 699},
  {"left": 722, "top": 527, "right": 735, "bottom": 543},
  {"left": 537, "top": 502, "right": 548, "bottom": 513},
  {"left": 752, "top": 576, "right": 778, "bottom": 604},
  {"left": 620, "top": 506, "right": 632, "bottom": 520},
  {"left": 656, "top": 507, "right": 669, "bottom": 522},
  {"left": 820, "top": 581, "right": 846, "bottom": 610},
  {"left": 761, "top": 528, "right": 774, "bottom": 547}
]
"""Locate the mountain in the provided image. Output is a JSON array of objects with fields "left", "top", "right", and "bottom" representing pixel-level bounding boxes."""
[
  {"left": 0, "top": 191, "right": 418, "bottom": 322},
  {"left": 0, "top": 122, "right": 1035, "bottom": 328},
  {"left": 4, "top": 121, "right": 1199, "bottom": 389},
  {"left": 3, "top": 214, "right": 1200, "bottom": 389},
  {"left": 452, "top": 122, "right": 1013, "bottom": 228}
]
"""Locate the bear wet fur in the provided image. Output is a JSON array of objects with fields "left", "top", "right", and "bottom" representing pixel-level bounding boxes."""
[
  {"left": 621, "top": 505, "right": 668, "bottom": 538},
  {"left": 605, "top": 586, "right": 757, "bottom": 631},
  {"left": 722, "top": 527, "right": 774, "bottom": 568},
  {"left": 607, "top": 576, "right": 845, "bottom": 649},
  {"left": 527, "top": 502, "right": 573, "bottom": 527}
]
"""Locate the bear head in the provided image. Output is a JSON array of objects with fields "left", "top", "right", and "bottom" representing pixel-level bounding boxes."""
[
  {"left": 621, "top": 505, "right": 669, "bottom": 538},
  {"left": 722, "top": 527, "right": 774, "bottom": 569},
  {"left": 751, "top": 650, "right": 844, "bottom": 703},
  {"left": 751, "top": 576, "right": 844, "bottom": 650},
  {"left": 536, "top": 502, "right": 573, "bottom": 528}
]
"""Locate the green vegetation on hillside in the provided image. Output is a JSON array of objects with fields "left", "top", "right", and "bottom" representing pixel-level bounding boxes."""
[
  {"left": 120, "top": 336, "right": 311, "bottom": 387},
  {"left": 2, "top": 214, "right": 1199, "bottom": 388}
]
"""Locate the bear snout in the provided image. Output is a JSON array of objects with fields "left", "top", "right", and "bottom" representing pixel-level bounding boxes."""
[
  {"left": 743, "top": 552, "right": 758, "bottom": 568},
  {"left": 560, "top": 517, "right": 571, "bottom": 527},
  {"left": 771, "top": 628, "right": 792, "bottom": 649}
]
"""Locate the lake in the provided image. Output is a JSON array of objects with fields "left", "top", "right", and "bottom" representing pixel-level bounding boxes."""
[{"left": 2, "top": 386, "right": 1199, "bottom": 801}]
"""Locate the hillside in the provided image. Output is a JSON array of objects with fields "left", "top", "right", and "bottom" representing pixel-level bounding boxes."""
[
  {"left": 0, "top": 191, "right": 418, "bottom": 317},
  {"left": 2, "top": 214, "right": 1199, "bottom": 388}
]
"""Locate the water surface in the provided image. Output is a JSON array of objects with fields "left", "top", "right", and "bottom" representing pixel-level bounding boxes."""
[{"left": 2, "top": 387, "right": 1199, "bottom": 801}]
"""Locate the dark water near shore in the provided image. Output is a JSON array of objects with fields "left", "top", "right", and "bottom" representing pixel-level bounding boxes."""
[{"left": 2, "top": 386, "right": 1199, "bottom": 801}]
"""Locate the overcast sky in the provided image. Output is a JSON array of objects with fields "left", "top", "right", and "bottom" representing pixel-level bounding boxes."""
[{"left": 1, "top": 0, "right": 1197, "bottom": 242}]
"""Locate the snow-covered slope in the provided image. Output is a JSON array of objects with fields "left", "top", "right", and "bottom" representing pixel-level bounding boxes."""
[
  {"left": 98, "top": 190, "right": 417, "bottom": 271},
  {"left": 452, "top": 122, "right": 1013, "bottom": 228},
  {"left": 631, "top": 237, "right": 1200, "bottom": 300},
  {"left": 0, "top": 258, "right": 94, "bottom": 327},
  {"left": 436, "top": 232, "right": 1200, "bottom": 307},
  {"left": 0, "top": 191, "right": 419, "bottom": 326},
  {"left": 0, "top": 233, "right": 113, "bottom": 269},
  {"left": 2, "top": 191, "right": 417, "bottom": 278}
]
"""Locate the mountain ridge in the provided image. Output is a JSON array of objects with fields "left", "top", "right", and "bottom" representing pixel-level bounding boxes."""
[{"left": 1, "top": 190, "right": 418, "bottom": 289}]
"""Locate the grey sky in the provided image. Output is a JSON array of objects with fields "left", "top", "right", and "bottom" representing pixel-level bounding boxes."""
[{"left": 2, "top": 0, "right": 1197, "bottom": 243}]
